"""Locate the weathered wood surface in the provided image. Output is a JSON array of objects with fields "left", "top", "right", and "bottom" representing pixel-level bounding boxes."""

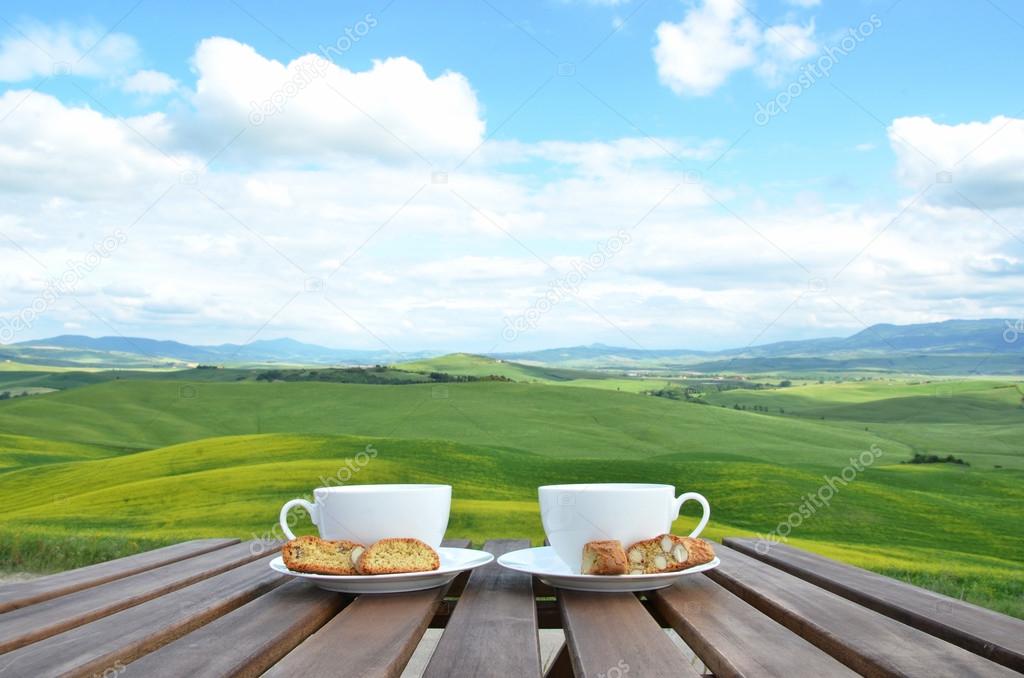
[
  {"left": 559, "top": 589, "right": 699, "bottom": 678},
  {"left": 0, "top": 538, "right": 239, "bottom": 614},
  {"left": 652, "top": 573, "right": 858, "bottom": 677},
  {"left": 725, "top": 537, "right": 1024, "bottom": 672},
  {"left": 0, "top": 540, "right": 272, "bottom": 653},
  {"left": 122, "top": 579, "right": 346, "bottom": 677},
  {"left": 424, "top": 539, "right": 541, "bottom": 678},
  {"left": 708, "top": 543, "right": 1019, "bottom": 677},
  {"left": 0, "top": 554, "right": 284, "bottom": 678}
]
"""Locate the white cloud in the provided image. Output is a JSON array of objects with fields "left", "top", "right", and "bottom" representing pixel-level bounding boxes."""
[
  {"left": 889, "top": 115, "right": 1024, "bottom": 207},
  {"left": 0, "top": 37, "right": 1019, "bottom": 350},
  {"left": 0, "top": 22, "right": 138, "bottom": 81},
  {"left": 653, "top": 0, "right": 817, "bottom": 96},
  {"left": 122, "top": 69, "right": 179, "bottom": 95},
  {"left": 182, "top": 37, "right": 485, "bottom": 163},
  {"left": 0, "top": 89, "right": 188, "bottom": 199},
  {"left": 786, "top": 0, "right": 820, "bottom": 6}
]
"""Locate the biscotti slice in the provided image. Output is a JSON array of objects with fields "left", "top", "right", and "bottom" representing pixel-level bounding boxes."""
[
  {"left": 581, "top": 540, "right": 629, "bottom": 575},
  {"left": 356, "top": 537, "right": 440, "bottom": 575},
  {"left": 625, "top": 535, "right": 715, "bottom": 574},
  {"left": 282, "top": 535, "right": 365, "bottom": 575}
]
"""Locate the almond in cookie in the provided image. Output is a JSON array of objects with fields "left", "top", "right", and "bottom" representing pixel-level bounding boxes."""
[
  {"left": 356, "top": 537, "right": 440, "bottom": 575},
  {"left": 282, "top": 535, "right": 365, "bottom": 575},
  {"left": 581, "top": 540, "right": 629, "bottom": 575},
  {"left": 625, "top": 535, "right": 715, "bottom": 574}
]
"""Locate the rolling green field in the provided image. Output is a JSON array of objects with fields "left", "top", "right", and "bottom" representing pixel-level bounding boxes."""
[{"left": 0, "top": 366, "right": 1020, "bottom": 617}]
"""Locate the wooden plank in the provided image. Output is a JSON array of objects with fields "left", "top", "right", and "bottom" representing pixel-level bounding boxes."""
[
  {"left": 0, "top": 554, "right": 285, "bottom": 678},
  {"left": 725, "top": 537, "right": 1024, "bottom": 672},
  {"left": 264, "top": 538, "right": 469, "bottom": 678},
  {"left": 708, "top": 543, "right": 1019, "bottom": 677},
  {"left": 0, "top": 540, "right": 275, "bottom": 653},
  {"left": 558, "top": 589, "right": 698, "bottom": 678},
  {"left": 652, "top": 575, "right": 858, "bottom": 677},
  {"left": 121, "top": 580, "right": 346, "bottom": 678},
  {"left": 0, "top": 538, "right": 239, "bottom": 613},
  {"left": 264, "top": 584, "right": 448, "bottom": 677},
  {"left": 424, "top": 539, "right": 541, "bottom": 678}
]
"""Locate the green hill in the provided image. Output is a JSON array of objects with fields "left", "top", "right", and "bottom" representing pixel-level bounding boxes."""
[
  {"left": 397, "top": 353, "right": 610, "bottom": 382},
  {"left": 704, "top": 380, "right": 1024, "bottom": 469},
  {"left": 0, "top": 379, "right": 901, "bottom": 464}
]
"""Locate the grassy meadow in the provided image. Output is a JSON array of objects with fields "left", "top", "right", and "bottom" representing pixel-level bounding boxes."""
[{"left": 0, "top": 360, "right": 1020, "bottom": 617}]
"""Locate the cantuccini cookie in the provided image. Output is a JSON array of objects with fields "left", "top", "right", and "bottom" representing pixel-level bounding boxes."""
[
  {"left": 282, "top": 535, "right": 365, "bottom": 575},
  {"left": 581, "top": 540, "right": 629, "bottom": 575},
  {"left": 356, "top": 537, "right": 440, "bottom": 574},
  {"left": 625, "top": 535, "right": 715, "bottom": 574}
]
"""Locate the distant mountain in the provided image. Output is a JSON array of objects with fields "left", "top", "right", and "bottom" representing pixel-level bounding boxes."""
[
  {"left": 16, "top": 335, "right": 219, "bottom": 362},
  {"left": 3, "top": 319, "right": 1020, "bottom": 373},
  {"left": 493, "top": 319, "right": 1023, "bottom": 374},
  {"left": 3, "top": 335, "right": 436, "bottom": 368}
]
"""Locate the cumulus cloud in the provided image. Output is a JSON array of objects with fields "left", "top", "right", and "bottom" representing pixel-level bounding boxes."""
[
  {"left": 122, "top": 69, "right": 179, "bottom": 95},
  {"left": 889, "top": 115, "right": 1024, "bottom": 208},
  {"left": 0, "top": 89, "right": 188, "bottom": 199},
  {"left": 182, "top": 37, "right": 485, "bottom": 163},
  {"left": 0, "top": 22, "right": 138, "bottom": 80},
  {"left": 653, "top": 0, "right": 817, "bottom": 96}
]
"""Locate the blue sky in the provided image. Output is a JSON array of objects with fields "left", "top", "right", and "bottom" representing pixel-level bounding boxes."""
[{"left": 0, "top": 0, "right": 1022, "bottom": 352}]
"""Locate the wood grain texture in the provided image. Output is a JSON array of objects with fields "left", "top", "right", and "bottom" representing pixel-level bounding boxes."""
[
  {"left": 0, "top": 554, "right": 285, "bottom": 678},
  {"left": 121, "top": 579, "right": 346, "bottom": 678},
  {"left": 559, "top": 590, "right": 698, "bottom": 678},
  {"left": 708, "top": 543, "right": 1019, "bottom": 678},
  {"left": 652, "top": 574, "right": 857, "bottom": 677},
  {"left": 725, "top": 537, "right": 1024, "bottom": 672},
  {"left": 423, "top": 539, "right": 541, "bottom": 678},
  {"left": 0, "top": 540, "right": 274, "bottom": 653},
  {"left": 264, "top": 585, "right": 448, "bottom": 678},
  {"left": 0, "top": 538, "right": 239, "bottom": 614}
]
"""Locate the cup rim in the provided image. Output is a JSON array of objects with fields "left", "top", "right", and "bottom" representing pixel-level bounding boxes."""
[
  {"left": 314, "top": 483, "right": 451, "bottom": 493},
  {"left": 538, "top": 483, "right": 673, "bottom": 492}
]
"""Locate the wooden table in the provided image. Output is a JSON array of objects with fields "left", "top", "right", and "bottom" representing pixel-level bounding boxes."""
[{"left": 1, "top": 537, "right": 1021, "bottom": 677}]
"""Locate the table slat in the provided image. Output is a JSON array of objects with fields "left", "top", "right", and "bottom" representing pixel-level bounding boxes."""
[
  {"left": 652, "top": 574, "right": 858, "bottom": 677},
  {"left": 0, "top": 540, "right": 273, "bottom": 653},
  {"left": 424, "top": 539, "right": 541, "bottom": 678},
  {"left": 0, "top": 554, "right": 284, "bottom": 678},
  {"left": 264, "top": 586, "right": 447, "bottom": 678},
  {"left": 122, "top": 579, "right": 345, "bottom": 677},
  {"left": 263, "top": 538, "right": 470, "bottom": 678},
  {"left": 559, "top": 590, "right": 698, "bottom": 678},
  {"left": 725, "top": 537, "right": 1024, "bottom": 672},
  {"left": 708, "top": 543, "right": 1018, "bottom": 677},
  {"left": 0, "top": 538, "right": 239, "bottom": 614}
]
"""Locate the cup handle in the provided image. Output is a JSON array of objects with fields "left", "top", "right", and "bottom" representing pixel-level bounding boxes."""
[
  {"left": 672, "top": 492, "right": 710, "bottom": 538},
  {"left": 279, "top": 498, "right": 318, "bottom": 540}
]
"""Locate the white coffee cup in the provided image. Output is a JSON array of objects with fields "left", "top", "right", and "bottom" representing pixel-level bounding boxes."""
[
  {"left": 278, "top": 484, "right": 451, "bottom": 547},
  {"left": 538, "top": 483, "right": 710, "bottom": 572}
]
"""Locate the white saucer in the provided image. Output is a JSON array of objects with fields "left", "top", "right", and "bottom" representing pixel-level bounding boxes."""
[
  {"left": 497, "top": 546, "right": 720, "bottom": 592},
  {"left": 270, "top": 547, "right": 494, "bottom": 594}
]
